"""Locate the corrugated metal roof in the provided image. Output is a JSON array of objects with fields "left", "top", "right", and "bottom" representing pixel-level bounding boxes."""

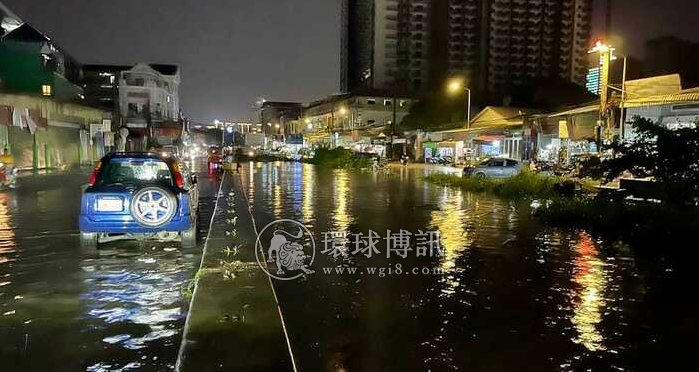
[{"left": 622, "top": 92, "right": 699, "bottom": 108}]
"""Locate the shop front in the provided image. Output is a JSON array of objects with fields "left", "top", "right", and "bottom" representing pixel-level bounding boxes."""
[{"left": 546, "top": 105, "right": 599, "bottom": 164}]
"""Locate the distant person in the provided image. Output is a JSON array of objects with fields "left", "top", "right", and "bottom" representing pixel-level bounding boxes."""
[
  {"left": 0, "top": 148, "right": 14, "bottom": 167},
  {"left": 236, "top": 162, "right": 242, "bottom": 173}
]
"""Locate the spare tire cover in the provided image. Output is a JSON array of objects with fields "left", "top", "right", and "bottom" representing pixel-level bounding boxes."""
[{"left": 130, "top": 186, "right": 178, "bottom": 227}]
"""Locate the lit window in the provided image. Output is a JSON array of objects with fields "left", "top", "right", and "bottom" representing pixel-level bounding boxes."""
[
  {"left": 42, "top": 84, "right": 52, "bottom": 96},
  {"left": 384, "top": 99, "right": 392, "bottom": 106},
  {"left": 399, "top": 100, "right": 407, "bottom": 107},
  {"left": 367, "top": 99, "right": 376, "bottom": 105}
]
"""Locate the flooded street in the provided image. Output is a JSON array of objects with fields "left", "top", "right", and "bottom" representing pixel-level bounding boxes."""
[
  {"left": 0, "top": 164, "right": 219, "bottom": 371},
  {"left": 1, "top": 162, "right": 697, "bottom": 371},
  {"left": 243, "top": 162, "right": 698, "bottom": 371}
]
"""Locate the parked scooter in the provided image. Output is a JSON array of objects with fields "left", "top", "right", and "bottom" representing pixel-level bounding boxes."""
[{"left": 0, "top": 151, "right": 18, "bottom": 189}]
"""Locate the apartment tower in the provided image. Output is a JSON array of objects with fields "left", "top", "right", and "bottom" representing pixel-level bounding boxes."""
[{"left": 341, "top": 0, "right": 593, "bottom": 94}]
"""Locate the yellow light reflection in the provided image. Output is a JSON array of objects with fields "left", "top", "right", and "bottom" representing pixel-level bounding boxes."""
[
  {"left": 332, "top": 170, "right": 351, "bottom": 232},
  {"left": 301, "top": 164, "right": 315, "bottom": 223},
  {"left": 429, "top": 188, "right": 470, "bottom": 295},
  {"left": 570, "top": 232, "right": 608, "bottom": 351},
  {"left": 0, "top": 193, "right": 16, "bottom": 264}
]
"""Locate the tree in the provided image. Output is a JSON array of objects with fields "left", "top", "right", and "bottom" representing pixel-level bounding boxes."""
[
  {"left": 585, "top": 116, "right": 699, "bottom": 205},
  {"left": 401, "top": 95, "right": 465, "bottom": 130}
]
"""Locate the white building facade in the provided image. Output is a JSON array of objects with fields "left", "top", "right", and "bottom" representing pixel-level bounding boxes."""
[{"left": 119, "top": 63, "right": 180, "bottom": 127}]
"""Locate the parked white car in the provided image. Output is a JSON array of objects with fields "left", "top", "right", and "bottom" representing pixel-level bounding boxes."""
[{"left": 463, "top": 157, "right": 522, "bottom": 178}]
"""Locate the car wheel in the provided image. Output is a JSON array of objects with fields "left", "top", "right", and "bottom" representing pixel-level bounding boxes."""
[
  {"left": 181, "top": 217, "right": 197, "bottom": 249},
  {"left": 475, "top": 172, "right": 487, "bottom": 179},
  {"left": 80, "top": 232, "right": 98, "bottom": 248},
  {"left": 130, "top": 186, "right": 178, "bottom": 228}
]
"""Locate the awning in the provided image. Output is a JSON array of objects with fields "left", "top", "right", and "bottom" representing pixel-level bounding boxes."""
[{"left": 548, "top": 104, "right": 598, "bottom": 117}]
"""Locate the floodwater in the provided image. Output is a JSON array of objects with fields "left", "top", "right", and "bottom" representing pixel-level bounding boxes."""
[
  {"left": 0, "top": 164, "right": 218, "bottom": 371},
  {"left": 242, "top": 162, "right": 699, "bottom": 371},
  {"left": 1, "top": 162, "right": 696, "bottom": 371}
]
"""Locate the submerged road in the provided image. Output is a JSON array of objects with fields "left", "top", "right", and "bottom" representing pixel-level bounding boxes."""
[
  {"left": 1, "top": 161, "right": 698, "bottom": 371},
  {"left": 0, "top": 162, "right": 220, "bottom": 371}
]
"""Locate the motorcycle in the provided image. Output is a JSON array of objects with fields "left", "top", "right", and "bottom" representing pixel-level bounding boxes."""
[{"left": 0, "top": 163, "right": 18, "bottom": 189}]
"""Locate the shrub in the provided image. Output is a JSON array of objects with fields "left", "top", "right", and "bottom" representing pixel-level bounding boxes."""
[
  {"left": 424, "top": 172, "right": 571, "bottom": 199},
  {"left": 305, "top": 148, "right": 372, "bottom": 170},
  {"left": 583, "top": 116, "right": 699, "bottom": 205}
]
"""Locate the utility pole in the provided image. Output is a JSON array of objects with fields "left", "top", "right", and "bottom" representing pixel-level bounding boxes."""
[
  {"left": 391, "top": 91, "right": 397, "bottom": 160},
  {"left": 620, "top": 56, "right": 627, "bottom": 139},
  {"left": 606, "top": 0, "right": 613, "bottom": 40}
]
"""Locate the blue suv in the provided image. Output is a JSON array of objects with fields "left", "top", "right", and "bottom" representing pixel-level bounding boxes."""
[{"left": 79, "top": 153, "right": 199, "bottom": 248}]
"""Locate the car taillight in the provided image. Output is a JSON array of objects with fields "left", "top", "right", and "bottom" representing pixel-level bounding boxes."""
[
  {"left": 172, "top": 163, "right": 185, "bottom": 188},
  {"left": 88, "top": 162, "right": 101, "bottom": 186}
]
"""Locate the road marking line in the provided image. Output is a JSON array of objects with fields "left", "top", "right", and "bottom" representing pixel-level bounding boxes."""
[{"left": 237, "top": 171, "right": 300, "bottom": 372}]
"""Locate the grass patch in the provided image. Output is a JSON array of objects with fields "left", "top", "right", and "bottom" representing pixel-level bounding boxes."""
[
  {"left": 304, "top": 148, "right": 372, "bottom": 170},
  {"left": 424, "top": 172, "right": 575, "bottom": 199}
]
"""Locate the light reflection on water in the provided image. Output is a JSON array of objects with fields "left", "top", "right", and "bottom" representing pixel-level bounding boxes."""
[
  {"left": 331, "top": 170, "right": 352, "bottom": 233},
  {"left": 301, "top": 164, "right": 315, "bottom": 223},
  {"left": 81, "top": 253, "right": 191, "bottom": 351},
  {"left": 246, "top": 162, "right": 672, "bottom": 371},
  {"left": 569, "top": 231, "right": 610, "bottom": 352},
  {"left": 430, "top": 188, "right": 468, "bottom": 295},
  {"left": 0, "top": 193, "right": 16, "bottom": 265}
]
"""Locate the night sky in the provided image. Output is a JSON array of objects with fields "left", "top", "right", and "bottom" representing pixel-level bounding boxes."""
[{"left": 3, "top": 0, "right": 698, "bottom": 123}]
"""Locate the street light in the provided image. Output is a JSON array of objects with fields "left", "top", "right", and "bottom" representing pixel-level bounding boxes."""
[
  {"left": 339, "top": 107, "right": 347, "bottom": 115},
  {"left": 588, "top": 40, "right": 616, "bottom": 141},
  {"left": 447, "top": 78, "right": 471, "bottom": 128}
]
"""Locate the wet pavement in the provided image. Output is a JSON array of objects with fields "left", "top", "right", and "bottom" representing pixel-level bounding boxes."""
[
  {"left": 0, "top": 162, "right": 220, "bottom": 371},
  {"left": 241, "top": 162, "right": 699, "bottom": 371}
]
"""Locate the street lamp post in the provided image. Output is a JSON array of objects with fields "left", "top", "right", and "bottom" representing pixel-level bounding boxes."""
[
  {"left": 448, "top": 79, "right": 472, "bottom": 129},
  {"left": 330, "top": 106, "right": 347, "bottom": 148},
  {"left": 589, "top": 41, "right": 615, "bottom": 142}
]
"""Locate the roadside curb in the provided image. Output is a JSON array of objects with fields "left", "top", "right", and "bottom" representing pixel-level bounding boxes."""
[{"left": 175, "top": 171, "right": 292, "bottom": 371}]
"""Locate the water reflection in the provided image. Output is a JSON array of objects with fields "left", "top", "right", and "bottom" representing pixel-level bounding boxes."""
[
  {"left": 569, "top": 232, "right": 609, "bottom": 351},
  {"left": 331, "top": 170, "right": 352, "bottom": 233},
  {"left": 220, "top": 163, "right": 689, "bottom": 371},
  {"left": 81, "top": 251, "right": 192, "bottom": 340},
  {"left": 429, "top": 188, "right": 469, "bottom": 295},
  {"left": 0, "top": 193, "right": 16, "bottom": 265},
  {"left": 301, "top": 164, "right": 315, "bottom": 223}
]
